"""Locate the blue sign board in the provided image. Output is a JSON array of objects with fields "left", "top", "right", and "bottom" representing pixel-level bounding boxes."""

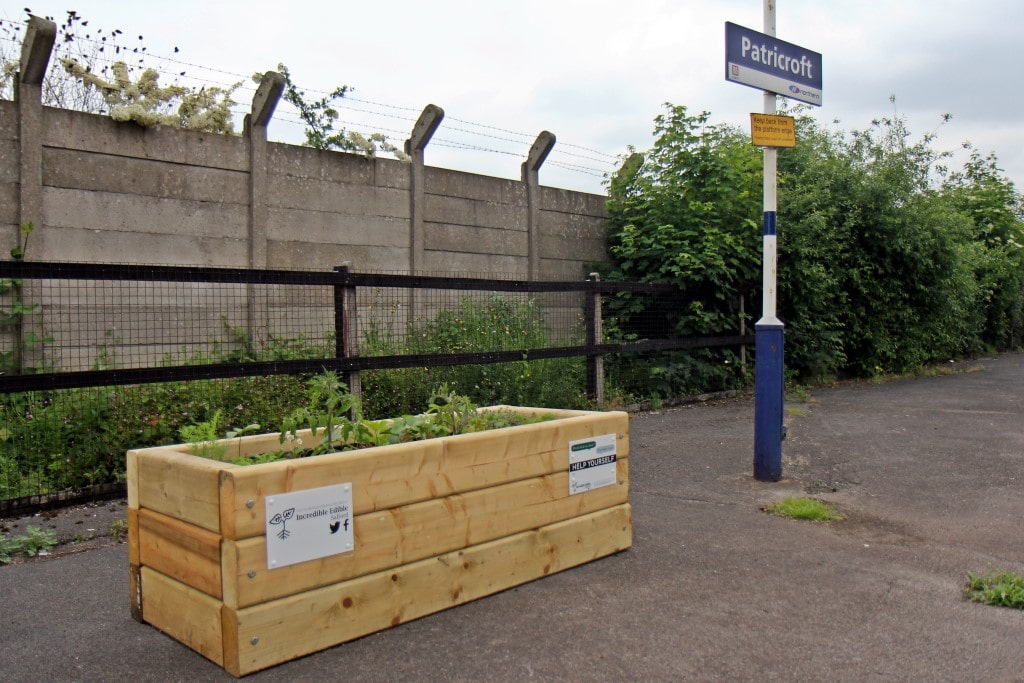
[{"left": 725, "top": 22, "right": 822, "bottom": 106}]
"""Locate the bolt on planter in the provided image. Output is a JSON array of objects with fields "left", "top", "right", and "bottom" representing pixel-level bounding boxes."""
[{"left": 127, "top": 406, "right": 631, "bottom": 676}]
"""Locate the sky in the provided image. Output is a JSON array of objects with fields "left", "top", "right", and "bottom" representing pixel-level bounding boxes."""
[{"left": 3, "top": 0, "right": 1023, "bottom": 196}]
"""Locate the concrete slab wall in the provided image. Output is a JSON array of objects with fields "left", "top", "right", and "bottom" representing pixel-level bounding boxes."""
[
  {"left": 2, "top": 100, "right": 609, "bottom": 275},
  {"left": 0, "top": 98, "right": 610, "bottom": 370}
]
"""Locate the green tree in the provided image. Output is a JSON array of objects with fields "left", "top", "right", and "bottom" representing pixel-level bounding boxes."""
[
  {"left": 602, "top": 105, "right": 761, "bottom": 395},
  {"left": 605, "top": 100, "right": 1024, "bottom": 393},
  {"left": 778, "top": 109, "right": 986, "bottom": 375},
  {"left": 941, "top": 147, "right": 1024, "bottom": 349}
]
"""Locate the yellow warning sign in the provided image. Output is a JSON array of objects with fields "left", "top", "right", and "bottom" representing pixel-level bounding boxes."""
[{"left": 750, "top": 113, "right": 796, "bottom": 148}]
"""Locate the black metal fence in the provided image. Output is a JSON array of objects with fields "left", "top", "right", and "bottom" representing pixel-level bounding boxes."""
[{"left": 0, "top": 261, "right": 752, "bottom": 514}]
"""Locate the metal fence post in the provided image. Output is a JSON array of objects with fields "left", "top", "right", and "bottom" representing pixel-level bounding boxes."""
[
  {"left": 334, "top": 263, "right": 361, "bottom": 411},
  {"left": 585, "top": 272, "right": 604, "bottom": 404},
  {"left": 740, "top": 292, "right": 747, "bottom": 373}
]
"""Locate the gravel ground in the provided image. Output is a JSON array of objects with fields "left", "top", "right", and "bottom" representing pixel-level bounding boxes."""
[{"left": 1, "top": 498, "right": 129, "bottom": 563}]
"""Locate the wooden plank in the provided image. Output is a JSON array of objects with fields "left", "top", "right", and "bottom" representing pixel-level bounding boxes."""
[
  {"left": 228, "top": 504, "right": 632, "bottom": 676},
  {"left": 129, "top": 563, "right": 143, "bottom": 623},
  {"left": 127, "top": 507, "right": 140, "bottom": 566},
  {"left": 128, "top": 509, "right": 142, "bottom": 621},
  {"left": 223, "top": 411, "right": 629, "bottom": 540},
  {"left": 140, "top": 567, "right": 225, "bottom": 668},
  {"left": 224, "top": 458, "right": 629, "bottom": 608},
  {"left": 126, "top": 450, "right": 140, "bottom": 510},
  {"left": 221, "top": 603, "right": 242, "bottom": 678},
  {"left": 138, "top": 508, "right": 223, "bottom": 599},
  {"left": 130, "top": 446, "right": 230, "bottom": 533}
]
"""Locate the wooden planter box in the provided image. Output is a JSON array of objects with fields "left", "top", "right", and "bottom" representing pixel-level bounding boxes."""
[{"left": 127, "top": 407, "right": 631, "bottom": 676}]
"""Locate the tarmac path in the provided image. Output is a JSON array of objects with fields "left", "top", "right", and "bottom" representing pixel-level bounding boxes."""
[{"left": 2, "top": 353, "right": 1022, "bottom": 681}]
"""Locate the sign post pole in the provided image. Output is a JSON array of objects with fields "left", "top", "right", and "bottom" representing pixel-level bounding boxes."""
[
  {"left": 723, "top": 2, "right": 821, "bottom": 481},
  {"left": 753, "top": 0, "right": 784, "bottom": 481}
]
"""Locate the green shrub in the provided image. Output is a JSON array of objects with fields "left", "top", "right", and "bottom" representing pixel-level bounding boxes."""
[{"left": 964, "top": 571, "right": 1024, "bottom": 609}]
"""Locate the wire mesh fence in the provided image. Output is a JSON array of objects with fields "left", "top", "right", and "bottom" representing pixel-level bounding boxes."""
[{"left": 0, "top": 261, "right": 750, "bottom": 514}]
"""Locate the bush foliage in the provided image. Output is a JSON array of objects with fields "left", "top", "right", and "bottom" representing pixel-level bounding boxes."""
[
  {"left": 603, "top": 102, "right": 1024, "bottom": 386},
  {"left": 0, "top": 295, "right": 589, "bottom": 499}
]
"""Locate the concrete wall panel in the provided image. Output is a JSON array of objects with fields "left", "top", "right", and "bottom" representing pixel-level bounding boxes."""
[
  {"left": 0, "top": 183, "right": 17, "bottom": 223},
  {"left": 425, "top": 223, "right": 528, "bottom": 256},
  {"left": 0, "top": 101, "right": 16, "bottom": 139},
  {"left": 375, "top": 156, "right": 412, "bottom": 191},
  {"left": 540, "top": 258, "right": 593, "bottom": 281},
  {"left": 0, "top": 139, "right": 18, "bottom": 183},
  {"left": 426, "top": 166, "right": 524, "bottom": 204},
  {"left": 267, "top": 143, "right": 380, "bottom": 186},
  {"left": 540, "top": 234, "right": 607, "bottom": 263},
  {"left": 266, "top": 207, "right": 408, "bottom": 248},
  {"left": 424, "top": 194, "right": 528, "bottom": 231},
  {"left": 43, "top": 148, "right": 248, "bottom": 204},
  {"left": 421, "top": 250, "right": 526, "bottom": 276},
  {"left": 539, "top": 210, "right": 608, "bottom": 240},
  {"left": 33, "top": 225, "right": 248, "bottom": 266},
  {"left": 267, "top": 174, "right": 408, "bottom": 218},
  {"left": 266, "top": 240, "right": 409, "bottom": 272},
  {"left": 44, "top": 107, "right": 248, "bottom": 171},
  {"left": 43, "top": 187, "right": 248, "bottom": 240},
  {"left": 539, "top": 185, "right": 607, "bottom": 216}
]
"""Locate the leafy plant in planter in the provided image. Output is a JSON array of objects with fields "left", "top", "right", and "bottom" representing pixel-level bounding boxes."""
[{"left": 180, "top": 372, "right": 553, "bottom": 465}]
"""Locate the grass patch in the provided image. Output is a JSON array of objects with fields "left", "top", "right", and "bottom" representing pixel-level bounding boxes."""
[
  {"left": 764, "top": 497, "right": 842, "bottom": 522},
  {"left": 964, "top": 571, "right": 1024, "bottom": 609},
  {"left": 784, "top": 384, "right": 812, "bottom": 403}
]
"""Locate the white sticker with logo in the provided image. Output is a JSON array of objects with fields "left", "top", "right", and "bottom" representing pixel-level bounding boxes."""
[
  {"left": 568, "top": 433, "right": 618, "bottom": 495},
  {"left": 265, "top": 483, "right": 354, "bottom": 569}
]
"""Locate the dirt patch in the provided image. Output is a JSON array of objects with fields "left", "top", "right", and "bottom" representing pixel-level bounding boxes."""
[{"left": 1, "top": 498, "right": 129, "bottom": 565}]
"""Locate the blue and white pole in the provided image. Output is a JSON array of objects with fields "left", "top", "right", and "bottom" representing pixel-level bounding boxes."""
[{"left": 754, "top": 0, "right": 784, "bottom": 481}]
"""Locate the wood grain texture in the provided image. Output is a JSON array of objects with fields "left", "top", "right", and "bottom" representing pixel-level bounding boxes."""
[
  {"left": 224, "top": 459, "right": 628, "bottom": 608},
  {"left": 228, "top": 504, "right": 632, "bottom": 675}
]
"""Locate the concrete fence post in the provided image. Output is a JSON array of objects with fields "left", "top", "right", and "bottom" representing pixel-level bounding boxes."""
[
  {"left": 404, "top": 104, "right": 444, "bottom": 322},
  {"left": 243, "top": 71, "right": 284, "bottom": 343},
  {"left": 16, "top": 15, "right": 55, "bottom": 239},
  {"left": 521, "top": 131, "right": 556, "bottom": 281},
  {"left": 405, "top": 104, "right": 444, "bottom": 277},
  {"left": 14, "top": 16, "right": 55, "bottom": 374}
]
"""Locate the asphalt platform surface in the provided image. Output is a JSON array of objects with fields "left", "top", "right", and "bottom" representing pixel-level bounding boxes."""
[{"left": 2, "top": 354, "right": 1023, "bottom": 681}]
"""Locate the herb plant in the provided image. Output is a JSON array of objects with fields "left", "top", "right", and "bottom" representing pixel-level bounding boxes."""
[{"left": 180, "top": 372, "right": 553, "bottom": 466}]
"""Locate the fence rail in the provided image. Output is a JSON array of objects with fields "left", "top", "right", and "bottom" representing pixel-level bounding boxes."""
[
  {"left": 0, "top": 261, "right": 752, "bottom": 514},
  {"left": 0, "top": 260, "right": 750, "bottom": 396}
]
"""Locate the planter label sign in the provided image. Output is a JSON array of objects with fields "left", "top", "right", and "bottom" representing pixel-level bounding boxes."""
[
  {"left": 265, "top": 483, "right": 354, "bottom": 569},
  {"left": 568, "top": 433, "right": 618, "bottom": 495}
]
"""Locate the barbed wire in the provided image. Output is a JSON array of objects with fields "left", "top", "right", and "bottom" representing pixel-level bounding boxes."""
[{"left": 0, "top": 16, "right": 623, "bottom": 183}]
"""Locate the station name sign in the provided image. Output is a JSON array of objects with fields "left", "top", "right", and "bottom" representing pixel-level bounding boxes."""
[{"left": 725, "top": 22, "right": 822, "bottom": 106}]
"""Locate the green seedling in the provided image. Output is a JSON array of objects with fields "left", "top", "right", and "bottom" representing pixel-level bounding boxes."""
[
  {"left": 0, "top": 525, "right": 58, "bottom": 563},
  {"left": 964, "top": 571, "right": 1024, "bottom": 609}
]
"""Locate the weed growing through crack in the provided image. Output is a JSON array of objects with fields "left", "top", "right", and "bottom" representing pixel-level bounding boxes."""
[
  {"left": 964, "top": 571, "right": 1024, "bottom": 609},
  {"left": 0, "top": 525, "right": 57, "bottom": 564},
  {"left": 764, "top": 497, "right": 842, "bottom": 522},
  {"left": 110, "top": 518, "right": 128, "bottom": 541}
]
